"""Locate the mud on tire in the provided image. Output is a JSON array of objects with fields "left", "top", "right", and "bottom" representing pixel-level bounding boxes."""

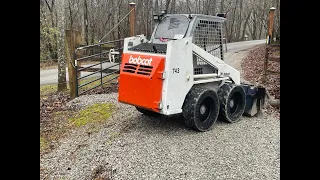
[
  {"left": 182, "top": 86, "right": 220, "bottom": 132},
  {"left": 218, "top": 83, "right": 246, "bottom": 123}
]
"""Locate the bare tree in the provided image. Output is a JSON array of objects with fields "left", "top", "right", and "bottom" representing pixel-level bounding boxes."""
[
  {"left": 40, "top": 0, "right": 281, "bottom": 65},
  {"left": 56, "top": 0, "right": 67, "bottom": 91},
  {"left": 241, "top": 8, "right": 252, "bottom": 41},
  {"left": 83, "top": 0, "right": 89, "bottom": 45},
  {"left": 235, "top": 0, "right": 243, "bottom": 41},
  {"left": 165, "top": 0, "right": 171, "bottom": 13}
]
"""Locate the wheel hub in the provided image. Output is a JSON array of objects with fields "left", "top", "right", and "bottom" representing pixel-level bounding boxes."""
[
  {"left": 229, "top": 99, "right": 234, "bottom": 108},
  {"left": 200, "top": 105, "right": 206, "bottom": 114}
]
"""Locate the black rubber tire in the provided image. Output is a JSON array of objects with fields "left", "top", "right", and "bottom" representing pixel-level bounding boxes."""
[
  {"left": 218, "top": 83, "right": 246, "bottom": 123},
  {"left": 136, "top": 107, "right": 160, "bottom": 117},
  {"left": 182, "top": 86, "right": 220, "bottom": 132}
]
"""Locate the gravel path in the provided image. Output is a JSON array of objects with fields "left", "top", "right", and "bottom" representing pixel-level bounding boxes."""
[{"left": 40, "top": 48, "right": 280, "bottom": 180}]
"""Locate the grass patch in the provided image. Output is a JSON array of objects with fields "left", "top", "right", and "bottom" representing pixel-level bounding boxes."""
[
  {"left": 40, "top": 84, "right": 70, "bottom": 98},
  {"left": 79, "top": 74, "right": 118, "bottom": 88},
  {"left": 40, "top": 64, "right": 58, "bottom": 70},
  {"left": 69, "top": 103, "right": 115, "bottom": 127},
  {"left": 40, "top": 60, "right": 57, "bottom": 70},
  {"left": 40, "top": 84, "right": 59, "bottom": 97},
  {"left": 40, "top": 74, "right": 118, "bottom": 155},
  {"left": 40, "top": 137, "right": 50, "bottom": 152},
  {"left": 78, "top": 74, "right": 118, "bottom": 95}
]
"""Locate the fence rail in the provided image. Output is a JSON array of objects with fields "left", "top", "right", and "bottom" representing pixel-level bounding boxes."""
[
  {"left": 74, "top": 39, "right": 124, "bottom": 96},
  {"left": 262, "top": 44, "right": 280, "bottom": 83}
]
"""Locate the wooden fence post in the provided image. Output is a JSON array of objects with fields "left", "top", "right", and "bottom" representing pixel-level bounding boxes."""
[
  {"left": 267, "top": 7, "right": 276, "bottom": 45},
  {"left": 65, "top": 29, "right": 81, "bottom": 99},
  {"left": 262, "top": 46, "right": 269, "bottom": 84},
  {"left": 263, "top": 7, "right": 276, "bottom": 84},
  {"left": 129, "top": 2, "right": 136, "bottom": 37}
]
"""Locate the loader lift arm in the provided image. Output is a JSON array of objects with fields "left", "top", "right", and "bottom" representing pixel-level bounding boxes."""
[{"left": 192, "top": 43, "right": 240, "bottom": 84}]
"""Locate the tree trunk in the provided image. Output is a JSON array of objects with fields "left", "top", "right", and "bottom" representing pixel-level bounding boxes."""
[
  {"left": 68, "top": 0, "right": 73, "bottom": 30},
  {"left": 90, "top": 23, "right": 95, "bottom": 44},
  {"left": 83, "top": 0, "right": 89, "bottom": 45},
  {"left": 212, "top": 0, "right": 216, "bottom": 15},
  {"left": 51, "top": 0, "right": 58, "bottom": 59},
  {"left": 54, "top": 1, "right": 58, "bottom": 59},
  {"left": 141, "top": 0, "right": 145, "bottom": 35},
  {"left": 45, "top": 0, "right": 57, "bottom": 59},
  {"left": 110, "top": 0, "right": 115, "bottom": 41},
  {"left": 258, "top": 19, "right": 263, "bottom": 39},
  {"left": 249, "top": 11, "right": 257, "bottom": 40},
  {"left": 252, "top": 12, "right": 257, "bottom": 40},
  {"left": 236, "top": 0, "right": 243, "bottom": 41},
  {"left": 259, "top": 0, "right": 267, "bottom": 39},
  {"left": 146, "top": 0, "right": 150, "bottom": 37},
  {"left": 220, "top": 0, "right": 224, "bottom": 12},
  {"left": 171, "top": 0, "right": 176, "bottom": 14},
  {"left": 204, "top": 0, "right": 209, "bottom": 15},
  {"left": 186, "top": 0, "right": 191, "bottom": 14},
  {"left": 90, "top": 0, "right": 95, "bottom": 44},
  {"left": 57, "top": 0, "right": 67, "bottom": 91},
  {"left": 165, "top": 0, "right": 171, "bottom": 13},
  {"left": 117, "top": 0, "right": 123, "bottom": 39},
  {"left": 241, "top": 10, "right": 251, "bottom": 41},
  {"left": 228, "top": 0, "right": 238, "bottom": 42},
  {"left": 155, "top": 0, "right": 159, "bottom": 13},
  {"left": 275, "top": 0, "right": 280, "bottom": 40}
]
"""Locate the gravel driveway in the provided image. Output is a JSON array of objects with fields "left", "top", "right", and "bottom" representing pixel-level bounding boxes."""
[{"left": 40, "top": 47, "right": 280, "bottom": 180}]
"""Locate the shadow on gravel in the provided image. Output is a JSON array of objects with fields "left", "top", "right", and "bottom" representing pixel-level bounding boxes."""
[
  {"left": 137, "top": 114, "right": 188, "bottom": 131},
  {"left": 131, "top": 113, "right": 232, "bottom": 135}
]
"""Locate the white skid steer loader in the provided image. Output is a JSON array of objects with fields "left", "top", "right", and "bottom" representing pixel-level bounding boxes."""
[{"left": 118, "top": 12, "right": 267, "bottom": 131}]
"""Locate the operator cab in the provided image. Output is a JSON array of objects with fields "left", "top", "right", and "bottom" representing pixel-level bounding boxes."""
[
  {"left": 150, "top": 14, "right": 191, "bottom": 44},
  {"left": 128, "top": 12, "right": 226, "bottom": 60}
]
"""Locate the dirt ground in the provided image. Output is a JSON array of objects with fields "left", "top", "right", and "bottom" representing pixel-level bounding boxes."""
[{"left": 241, "top": 45, "right": 280, "bottom": 99}]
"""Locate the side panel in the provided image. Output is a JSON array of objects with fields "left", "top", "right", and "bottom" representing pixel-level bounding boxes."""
[
  {"left": 118, "top": 53, "right": 165, "bottom": 112},
  {"left": 161, "top": 37, "right": 194, "bottom": 115}
]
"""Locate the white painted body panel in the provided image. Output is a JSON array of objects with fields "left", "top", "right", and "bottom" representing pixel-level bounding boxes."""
[
  {"left": 123, "top": 35, "right": 148, "bottom": 53},
  {"left": 160, "top": 37, "right": 194, "bottom": 115}
]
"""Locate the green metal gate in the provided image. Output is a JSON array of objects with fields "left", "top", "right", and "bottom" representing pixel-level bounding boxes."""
[{"left": 74, "top": 39, "right": 124, "bottom": 96}]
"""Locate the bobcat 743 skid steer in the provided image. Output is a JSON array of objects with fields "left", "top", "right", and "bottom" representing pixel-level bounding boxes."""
[{"left": 117, "top": 12, "right": 267, "bottom": 131}]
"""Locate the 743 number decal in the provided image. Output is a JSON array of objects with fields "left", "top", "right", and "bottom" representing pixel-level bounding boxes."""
[{"left": 173, "top": 68, "right": 179, "bottom": 73}]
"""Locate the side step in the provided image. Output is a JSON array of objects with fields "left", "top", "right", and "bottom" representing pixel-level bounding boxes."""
[{"left": 241, "top": 84, "right": 267, "bottom": 117}]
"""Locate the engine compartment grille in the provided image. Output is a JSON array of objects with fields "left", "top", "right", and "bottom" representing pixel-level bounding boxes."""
[
  {"left": 128, "top": 43, "right": 167, "bottom": 54},
  {"left": 122, "top": 63, "right": 153, "bottom": 76},
  {"left": 123, "top": 63, "right": 137, "bottom": 73}
]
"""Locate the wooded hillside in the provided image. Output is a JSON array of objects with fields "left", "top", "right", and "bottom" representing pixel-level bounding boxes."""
[{"left": 40, "top": 0, "right": 280, "bottom": 61}]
